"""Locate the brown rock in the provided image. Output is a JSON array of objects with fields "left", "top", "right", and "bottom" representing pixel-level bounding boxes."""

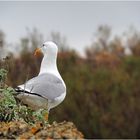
[{"left": 0, "top": 120, "right": 84, "bottom": 139}]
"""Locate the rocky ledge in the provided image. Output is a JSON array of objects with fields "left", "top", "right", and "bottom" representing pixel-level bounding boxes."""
[{"left": 0, "top": 120, "right": 84, "bottom": 139}]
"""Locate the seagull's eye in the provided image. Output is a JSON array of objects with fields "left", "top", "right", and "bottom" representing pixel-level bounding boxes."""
[{"left": 43, "top": 44, "right": 45, "bottom": 47}]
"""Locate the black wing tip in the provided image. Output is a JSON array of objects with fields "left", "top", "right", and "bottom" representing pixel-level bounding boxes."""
[{"left": 15, "top": 87, "right": 43, "bottom": 98}]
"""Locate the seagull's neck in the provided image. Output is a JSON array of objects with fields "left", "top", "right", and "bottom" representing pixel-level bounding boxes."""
[
  {"left": 39, "top": 53, "right": 66, "bottom": 87},
  {"left": 39, "top": 54, "right": 60, "bottom": 77}
]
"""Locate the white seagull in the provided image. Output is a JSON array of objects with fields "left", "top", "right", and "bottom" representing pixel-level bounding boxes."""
[{"left": 15, "top": 41, "right": 66, "bottom": 114}]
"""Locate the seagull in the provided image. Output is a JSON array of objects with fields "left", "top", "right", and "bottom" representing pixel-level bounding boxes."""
[{"left": 15, "top": 41, "right": 66, "bottom": 117}]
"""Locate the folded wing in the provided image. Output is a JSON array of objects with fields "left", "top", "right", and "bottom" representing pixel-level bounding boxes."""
[{"left": 17, "top": 73, "right": 66, "bottom": 100}]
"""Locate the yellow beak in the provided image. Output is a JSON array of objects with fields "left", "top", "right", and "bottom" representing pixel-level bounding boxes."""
[{"left": 34, "top": 48, "right": 42, "bottom": 57}]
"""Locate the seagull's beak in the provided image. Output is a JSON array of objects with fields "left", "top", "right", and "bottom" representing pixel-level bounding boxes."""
[{"left": 34, "top": 48, "right": 42, "bottom": 57}]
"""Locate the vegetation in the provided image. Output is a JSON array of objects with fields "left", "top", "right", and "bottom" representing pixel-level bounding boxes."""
[
  {"left": 0, "top": 26, "right": 140, "bottom": 138},
  {"left": 0, "top": 68, "right": 50, "bottom": 124}
]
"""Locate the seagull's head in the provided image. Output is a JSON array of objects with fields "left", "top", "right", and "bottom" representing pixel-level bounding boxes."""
[{"left": 34, "top": 41, "right": 58, "bottom": 57}]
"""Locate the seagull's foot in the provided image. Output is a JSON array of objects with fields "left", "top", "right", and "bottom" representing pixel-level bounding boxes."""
[
  {"left": 44, "top": 113, "right": 48, "bottom": 121},
  {"left": 41, "top": 109, "right": 49, "bottom": 125}
]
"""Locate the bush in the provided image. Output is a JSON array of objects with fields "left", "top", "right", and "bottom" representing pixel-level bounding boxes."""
[
  {"left": 50, "top": 54, "right": 140, "bottom": 138},
  {"left": 0, "top": 68, "right": 48, "bottom": 124}
]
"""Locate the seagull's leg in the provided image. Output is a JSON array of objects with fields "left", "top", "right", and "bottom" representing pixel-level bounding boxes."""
[
  {"left": 39, "top": 100, "right": 50, "bottom": 123},
  {"left": 41, "top": 108, "right": 49, "bottom": 125},
  {"left": 45, "top": 102, "right": 50, "bottom": 122},
  {"left": 44, "top": 111, "right": 49, "bottom": 121}
]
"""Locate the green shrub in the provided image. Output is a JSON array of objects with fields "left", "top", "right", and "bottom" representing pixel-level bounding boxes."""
[
  {"left": 0, "top": 68, "right": 48, "bottom": 124},
  {"left": 50, "top": 54, "right": 140, "bottom": 138}
]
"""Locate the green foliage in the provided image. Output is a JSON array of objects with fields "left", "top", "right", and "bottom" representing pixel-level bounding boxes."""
[
  {"left": 0, "top": 68, "right": 48, "bottom": 124},
  {"left": 1, "top": 87, "right": 16, "bottom": 105},
  {"left": 0, "top": 69, "right": 7, "bottom": 84}
]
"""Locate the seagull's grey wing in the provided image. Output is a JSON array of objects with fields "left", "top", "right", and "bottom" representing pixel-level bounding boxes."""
[{"left": 19, "top": 73, "right": 66, "bottom": 100}]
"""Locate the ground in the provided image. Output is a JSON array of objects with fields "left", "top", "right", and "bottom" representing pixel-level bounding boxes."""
[{"left": 0, "top": 120, "right": 84, "bottom": 139}]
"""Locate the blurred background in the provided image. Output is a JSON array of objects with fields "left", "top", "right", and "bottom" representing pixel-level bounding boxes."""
[{"left": 1, "top": 1, "right": 140, "bottom": 138}]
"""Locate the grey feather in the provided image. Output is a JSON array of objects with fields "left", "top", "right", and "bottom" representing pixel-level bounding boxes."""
[{"left": 19, "top": 73, "right": 66, "bottom": 100}]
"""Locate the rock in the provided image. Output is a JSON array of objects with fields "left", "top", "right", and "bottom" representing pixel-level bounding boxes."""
[{"left": 0, "top": 120, "right": 84, "bottom": 139}]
